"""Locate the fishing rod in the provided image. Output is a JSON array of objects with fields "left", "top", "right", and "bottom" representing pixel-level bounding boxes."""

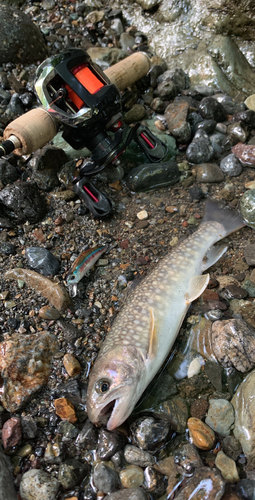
[{"left": 0, "top": 49, "right": 168, "bottom": 217}]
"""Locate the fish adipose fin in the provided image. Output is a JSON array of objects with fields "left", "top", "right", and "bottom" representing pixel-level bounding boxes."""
[
  {"left": 202, "top": 244, "right": 228, "bottom": 272},
  {"left": 147, "top": 308, "right": 157, "bottom": 359},
  {"left": 185, "top": 274, "right": 210, "bottom": 304},
  {"left": 202, "top": 198, "right": 245, "bottom": 237}
]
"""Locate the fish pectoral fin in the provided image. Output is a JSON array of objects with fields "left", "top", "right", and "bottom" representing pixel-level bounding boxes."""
[
  {"left": 202, "top": 244, "right": 228, "bottom": 271},
  {"left": 185, "top": 274, "right": 210, "bottom": 304},
  {"left": 147, "top": 308, "right": 157, "bottom": 359}
]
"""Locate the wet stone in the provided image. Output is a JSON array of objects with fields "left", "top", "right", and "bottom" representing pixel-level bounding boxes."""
[
  {"left": 223, "top": 284, "right": 248, "bottom": 299},
  {"left": 19, "top": 469, "right": 60, "bottom": 500},
  {"left": 58, "top": 420, "right": 79, "bottom": 441},
  {"left": 165, "top": 99, "right": 191, "bottom": 143},
  {"left": 63, "top": 353, "right": 82, "bottom": 377},
  {"left": 212, "top": 319, "right": 255, "bottom": 372},
  {"left": 215, "top": 451, "right": 240, "bottom": 483},
  {"left": 93, "top": 462, "right": 120, "bottom": 493},
  {"left": 97, "top": 429, "right": 127, "bottom": 460},
  {"left": 120, "top": 465, "right": 144, "bottom": 488},
  {"left": 130, "top": 416, "right": 170, "bottom": 451},
  {"left": 220, "top": 154, "right": 242, "bottom": 176},
  {"left": 204, "top": 361, "right": 222, "bottom": 391},
  {"left": 2, "top": 417, "right": 21, "bottom": 449},
  {"left": 75, "top": 419, "right": 97, "bottom": 449},
  {"left": 0, "top": 159, "right": 20, "bottom": 186},
  {"left": 39, "top": 306, "right": 61, "bottom": 320},
  {"left": 222, "top": 435, "right": 242, "bottom": 461},
  {"left": 29, "top": 146, "right": 68, "bottom": 191},
  {"left": 57, "top": 319, "right": 83, "bottom": 344},
  {"left": 199, "top": 97, "right": 227, "bottom": 122},
  {"left": 0, "top": 332, "right": 57, "bottom": 412},
  {"left": 194, "top": 163, "right": 224, "bottom": 183},
  {"left": 186, "top": 131, "right": 214, "bottom": 164},
  {"left": 54, "top": 397, "right": 77, "bottom": 423},
  {"left": 58, "top": 459, "right": 89, "bottom": 490},
  {"left": 209, "top": 132, "right": 226, "bottom": 154},
  {"left": 173, "top": 467, "right": 224, "bottom": 500},
  {"left": 227, "top": 122, "right": 248, "bottom": 143},
  {"left": 195, "top": 119, "right": 216, "bottom": 134},
  {"left": 236, "top": 479, "right": 255, "bottom": 499},
  {"left": 232, "top": 369, "right": 255, "bottom": 458},
  {"left": 124, "top": 104, "right": 146, "bottom": 124},
  {"left": 143, "top": 466, "right": 167, "bottom": 496},
  {"left": 0, "top": 181, "right": 48, "bottom": 223},
  {"left": 124, "top": 445, "right": 155, "bottom": 467},
  {"left": 187, "top": 417, "right": 215, "bottom": 451},
  {"left": 25, "top": 247, "right": 60, "bottom": 276},
  {"left": 174, "top": 443, "right": 203, "bottom": 475},
  {"left": 0, "top": 242, "right": 16, "bottom": 256},
  {"left": 242, "top": 279, "right": 255, "bottom": 297},
  {"left": 232, "top": 143, "right": 255, "bottom": 167},
  {"left": 205, "top": 399, "right": 235, "bottom": 437},
  {"left": 126, "top": 161, "right": 180, "bottom": 192}
]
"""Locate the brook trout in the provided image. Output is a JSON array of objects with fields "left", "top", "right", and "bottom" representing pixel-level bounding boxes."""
[{"left": 87, "top": 200, "right": 245, "bottom": 430}]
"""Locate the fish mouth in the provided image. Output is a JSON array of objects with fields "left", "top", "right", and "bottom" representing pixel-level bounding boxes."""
[{"left": 94, "top": 394, "right": 132, "bottom": 431}]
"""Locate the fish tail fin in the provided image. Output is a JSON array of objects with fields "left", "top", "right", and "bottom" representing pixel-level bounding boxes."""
[{"left": 202, "top": 198, "right": 245, "bottom": 237}]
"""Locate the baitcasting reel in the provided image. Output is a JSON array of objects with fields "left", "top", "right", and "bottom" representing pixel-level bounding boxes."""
[{"left": 35, "top": 48, "right": 168, "bottom": 217}]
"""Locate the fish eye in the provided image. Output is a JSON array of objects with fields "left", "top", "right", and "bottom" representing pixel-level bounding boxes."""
[
  {"left": 68, "top": 275, "right": 76, "bottom": 281},
  {"left": 95, "top": 379, "right": 110, "bottom": 394}
]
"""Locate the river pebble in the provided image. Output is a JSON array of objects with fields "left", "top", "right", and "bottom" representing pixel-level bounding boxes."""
[
  {"left": 124, "top": 445, "right": 155, "bottom": 467},
  {"left": 25, "top": 247, "right": 60, "bottom": 276},
  {"left": 93, "top": 462, "right": 120, "bottom": 493},
  {"left": 211, "top": 319, "right": 255, "bottom": 372},
  {"left": 54, "top": 397, "right": 77, "bottom": 423},
  {"left": 97, "top": 429, "right": 127, "bottom": 460},
  {"left": 126, "top": 161, "right": 180, "bottom": 192},
  {"left": 215, "top": 450, "right": 240, "bottom": 483},
  {"left": 2, "top": 417, "right": 21, "bottom": 449},
  {"left": 220, "top": 154, "right": 242, "bottom": 176},
  {"left": 187, "top": 417, "right": 215, "bottom": 450},
  {"left": 232, "top": 143, "right": 255, "bottom": 166},
  {"left": 0, "top": 332, "right": 57, "bottom": 412},
  {"left": 165, "top": 99, "right": 191, "bottom": 143},
  {"left": 174, "top": 467, "right": 225, "bottom": 499},
  {"left": 63, "top": 353, "right": 82, "bottom": 377},
  {"left": 58, "top": 459, "right": 89, "bottom": 490},
  {"left": 0, "top": 181, "right": 48, "bottom": 223},
  {"left": 130, "top": 416, "right": 171, "bottom": 451},
  {"left": 19, "top": 469, "right": 60, "bottom": 500},
  {"left": 193, "top": 163, "right": 224, "bottom": 183},
  {"left": 143, "top": 466, "right": 167, "bottom": 496},
  {"left": 105, "top": 489, "right": 147, "bottom": 500},
  {"left": 232, "top": 369, "right": 255, "bottom": 459},
  {"left": 240, "top": 189, "right": 255, "bottom": 228},
  {"left": 186, "top": 131, "right": 214, "bottom": 164},
  {"left": 244, "top": 244, "right": 255, "bottom": 266},
  {"left": 205, "top": 399, "right": 235, "bottom": 437},
  {"left": 199, "top": 97, "right": 227, "bottom": 122},
  {"left": 120, "top": 465, "right": 144, "bottom": 488},
  {"left": 21, "top": 415, "right": 37, "bottom": 439}
]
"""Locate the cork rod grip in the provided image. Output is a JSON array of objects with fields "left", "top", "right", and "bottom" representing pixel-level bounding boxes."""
[
  {"left": 3, "top": 107, "right": 58, "bottom": 155},
  {"left": 104, "top": 52, "right": 151, "bottom": 91}
]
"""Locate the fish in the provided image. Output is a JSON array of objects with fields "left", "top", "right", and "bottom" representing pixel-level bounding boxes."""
[
  {"left": 66, "top": 245, "right": 107, "bottom": 296},
  {"left": 86, "top": 199, "right": 245, "bottom": 431}
]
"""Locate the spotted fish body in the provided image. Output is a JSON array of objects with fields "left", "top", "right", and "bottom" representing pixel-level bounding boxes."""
[
  {"left": 87, "top": 200, "right": 245, "bottom": 430},
  {"left": 67, "top": 246, "right": 107, "bottom": 296}
]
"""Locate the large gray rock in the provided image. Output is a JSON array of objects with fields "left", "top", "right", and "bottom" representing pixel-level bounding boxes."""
[
  {"left": 0, "top": 4, "right": 47, "bottom": 64},
  {"left": 0, "top": 445, "right": 17, "bottom": 500},
  {"left": 119, "top": 0, "right": 255, "bottom": 96}
]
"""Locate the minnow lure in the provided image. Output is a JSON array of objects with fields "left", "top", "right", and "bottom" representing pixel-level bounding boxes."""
[
  {"left": 66, "top": 245, "right": 107, "bottom": 296},
  {"left": 87, "top": 199, "right": 245, "bottom": 431}
]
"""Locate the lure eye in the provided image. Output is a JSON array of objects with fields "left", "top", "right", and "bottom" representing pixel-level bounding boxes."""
[{"left": 95, "top": 379, "right": 110, "bottom": 394}]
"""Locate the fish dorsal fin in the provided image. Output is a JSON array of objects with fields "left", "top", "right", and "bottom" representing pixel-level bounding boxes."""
[
  {"left": 147, "top": 308, "right": 157, "bottom": 359},
  {"left": 185, "top": 274, "right": 210, "bottom": 304},
  {"left": 202, "top": 244, "right": 228, "bottom": 272}
]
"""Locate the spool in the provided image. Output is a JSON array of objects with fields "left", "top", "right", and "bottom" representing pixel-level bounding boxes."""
[
  {"left": 104, "top": 52, "right": 151, "bottom": 91},
  {"left": 3, "top": 107, "right": 58, "bottom": 155},
  {"left": 3, "top": 52, "right": 151, "bottom": 155}
]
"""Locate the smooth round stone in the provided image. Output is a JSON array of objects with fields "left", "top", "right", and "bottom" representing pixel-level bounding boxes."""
[
  {"left": 220, "top": 154, "right": 242, "bottom": 176},
  {"left": 187, "top": 417, "right": 215, "bottom": 450},
  {"left": 130, "top": 417, "right": 170, "bottom": 451},
  {"left": 194, "top": 163, "right": 224, "bottom": 183},
  {"left": 120, "top": 466, "right": 144, "bottom": 488},
  {"left": 240, "top": 189, "right": 255, "bottom": 228},
  {"left": 198, "top": 97, "right": 227, "bottom": 122},
  {"left": 16, "top": 444, "right": 32, "bottom": 458},
  {"left": 39, "top": 306, "right": 61, "bottom": 320},
  {"left": 19, "top": 469, "right": 60, "bottom": 500},
  {"left": 245, "top": 94, "right": 255, "bottom": 111},
  {"left": 124, "top": 445, "right": 155, "bottom": 467},
  {"left": 25, "top": 247, "right": 60, "bottom": 276},
  {"left": 93, "top": 462, "right": 120, "bottom": 493},
  {"left": 205, "top": 399, "right": 235, "bottom": 436},
  {"left": 215, "top": 451, "right": 240, "bottom": 483}
]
